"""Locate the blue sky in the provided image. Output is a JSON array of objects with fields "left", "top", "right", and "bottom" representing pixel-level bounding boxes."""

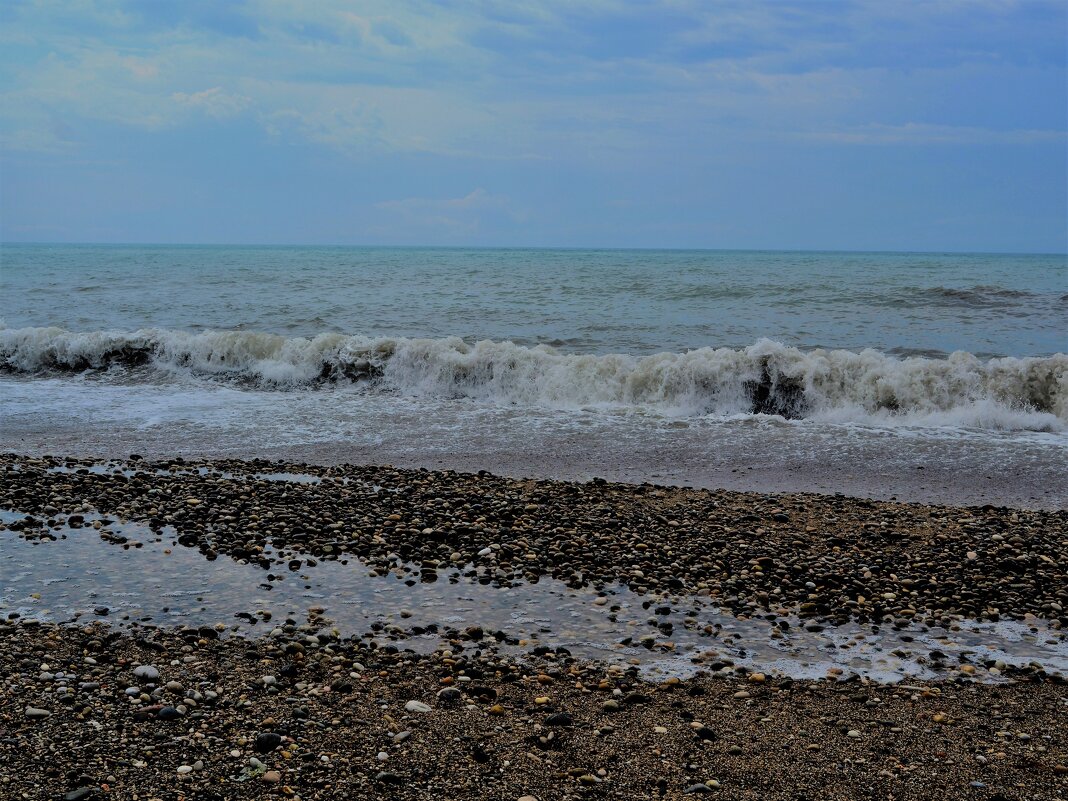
[{"left": 1, "top": 0, "right": 1065, "bottom": 251}]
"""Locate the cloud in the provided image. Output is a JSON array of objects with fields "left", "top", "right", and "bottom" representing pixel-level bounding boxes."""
[
  {"left": 2, "top": 0, "right": 1063, "bottom": 161},
  {"left": 377, "top": 187, "right": 508, "bottom": 213},
  {"left": 374, "top": 188, "right": 525, "bottom": 235},
  {"left": 802, "top": 122, "right": 1068, "bottom": 145},
  {"left": 172, "top": 87, "right": 251, "bottom": 118},
  {"left": 1, "top": 0, "right": 1065, "bottom": 251}
]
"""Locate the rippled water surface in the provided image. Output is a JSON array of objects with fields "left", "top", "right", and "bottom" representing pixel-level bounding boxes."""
[{"left": 3, "top": 245, "right": 1065, "bottom": 356}]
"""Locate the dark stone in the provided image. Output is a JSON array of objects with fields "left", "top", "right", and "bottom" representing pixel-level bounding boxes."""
[{"left": 255, "top": 732, "right": 283, "bottom": 753}]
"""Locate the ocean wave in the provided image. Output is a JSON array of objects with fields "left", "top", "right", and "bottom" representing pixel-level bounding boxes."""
[
  {"left": 1, "top": 326, "right": 1065, "bottom": 430},
  {"left": 904, "top": 285, "right": 1039, "bottom": 308}
]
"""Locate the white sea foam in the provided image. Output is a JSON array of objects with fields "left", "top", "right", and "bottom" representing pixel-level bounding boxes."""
[{"left": 1, "top": 326, "right": 1065, "bottom": 431}]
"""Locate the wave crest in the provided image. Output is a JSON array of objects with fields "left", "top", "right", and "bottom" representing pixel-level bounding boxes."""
[{"left": 1, "top": 326, "right": 1064, "bottom": 430}]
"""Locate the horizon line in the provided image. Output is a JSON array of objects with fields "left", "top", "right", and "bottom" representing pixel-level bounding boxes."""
[{"left": 2, "top": 240, "right": 1065, "bottom": 258}]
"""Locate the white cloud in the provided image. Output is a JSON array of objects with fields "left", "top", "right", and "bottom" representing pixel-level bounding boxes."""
[
  {"left": 0, "top": 0, "right": 1063, "bottom": 161},
  {"left": 172, "top": 87, "right": 251, "bottom": 118}
]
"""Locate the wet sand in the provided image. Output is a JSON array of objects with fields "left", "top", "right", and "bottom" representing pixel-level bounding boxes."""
[{"left": 2, "top": 417, "right": 1065, "bottom": 509}]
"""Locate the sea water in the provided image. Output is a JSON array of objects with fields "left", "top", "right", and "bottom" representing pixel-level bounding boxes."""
[{"left": 2, "top": 244, "right": 1065, "bottom": 506}]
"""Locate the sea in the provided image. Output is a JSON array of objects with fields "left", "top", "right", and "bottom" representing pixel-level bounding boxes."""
[{"left": 1, "top": 244, "right": 1065, "bottom": 507}]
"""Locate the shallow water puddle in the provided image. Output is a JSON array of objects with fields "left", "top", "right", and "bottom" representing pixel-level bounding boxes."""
[{"left": 1, "top": 509, "right": 1064, "bottom": 682}]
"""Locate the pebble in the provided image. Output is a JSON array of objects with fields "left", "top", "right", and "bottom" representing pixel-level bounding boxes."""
[
  {"left": 24, "top": 706, "right": 50, "bottom": 719},
  {"left": 255, "top": 732, "right": 283, "bottom": 753},
  {"left": 176, "top": 765, "right": 193, "bottom": 775},
  {"left": 132, "top": 665, "right": 159, "bottom": 681},
  {"left": 404, "top": 700, "right": 432, "bottom": 713}
]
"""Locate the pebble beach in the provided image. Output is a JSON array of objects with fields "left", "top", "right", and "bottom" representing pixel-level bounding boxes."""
[{"left": 1, "top": 455, "right": 1065, "bottom": 800}]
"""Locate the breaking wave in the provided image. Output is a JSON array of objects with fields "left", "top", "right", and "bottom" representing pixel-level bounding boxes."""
[{"left": 1, "top": 326, "right": 1065, "bottom": 431}]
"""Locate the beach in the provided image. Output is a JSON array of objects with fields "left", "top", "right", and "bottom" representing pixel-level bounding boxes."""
[
  {"left": 2, "top": 619, "right": 1065, "bottom": 801},
  {"left": 3, "top": 0, "right": 1066, "bottom": 797},
  {"left": 1, "top": 455, "right": 1065, "bottom": 800},
  {"left": 1, "top": 245, "right": 1065, "bottom": 799}
]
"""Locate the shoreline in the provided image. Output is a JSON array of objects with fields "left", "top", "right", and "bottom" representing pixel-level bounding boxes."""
[
  {"left": 4, "top": 454, "right": 1067, "bottom": 626},
  {"left": 2, "top": 433, "right": 1066, "bottom": 510}
]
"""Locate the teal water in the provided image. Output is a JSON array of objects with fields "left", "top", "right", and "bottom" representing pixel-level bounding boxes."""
[
  {"left": 1, "top": 244, "right": 1066, "bottom": 507},
  {"left": 3, "top": 244, "right": 1065, "bottom": 357}
]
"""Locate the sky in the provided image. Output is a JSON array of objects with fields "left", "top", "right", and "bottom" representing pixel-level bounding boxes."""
[{"left": 0, "top": 0, "right": 1065, "bottom": 252}]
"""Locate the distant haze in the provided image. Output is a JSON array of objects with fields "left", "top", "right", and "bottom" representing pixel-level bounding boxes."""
[{"left": 1, "top": 1, "right": 1065, "bottom": 253}]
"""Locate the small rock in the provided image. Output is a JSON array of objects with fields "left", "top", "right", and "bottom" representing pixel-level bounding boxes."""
[
  {"left": 24, "top": 706, "right": 50, "bottom": 719},
  {"left": 404, "top": 700, "right": 432, "bottom": 713},
  {"left": 255, "top": 732, "right": 283, "bottom": 753},
  {"left": 132, "top": 665, "right": 159, "bottom": 681}
]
